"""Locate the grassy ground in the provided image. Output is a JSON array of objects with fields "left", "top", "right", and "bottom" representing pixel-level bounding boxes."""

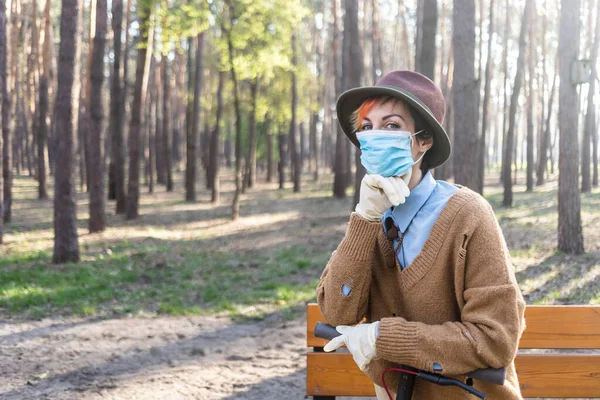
[{"left": 1, "top": 168, "right": 599, "bottom": 321}]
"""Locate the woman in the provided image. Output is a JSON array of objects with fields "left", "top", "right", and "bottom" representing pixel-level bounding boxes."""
[{"left": 316, "top": 70, "right": 526, "bottom": 399}]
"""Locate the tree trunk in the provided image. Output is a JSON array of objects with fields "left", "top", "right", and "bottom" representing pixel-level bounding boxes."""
[
  {"left": 418, "top": 0, "right": 437, "bottom": 80},
  {"left": 27, "top": 0, "right": 39, "bottom": 180},
  {"left": 452, "top": 0, "right": 479, "bottom": 191},
  {"left": 109, "top": 0, "right": 125, "bottom": 213},
  {"left": 557, "top": 0, "right": 584, "bottom": 254},
  {"left": 52, "top": 0, "right": 80, "bottom": 263},
  {"left": 478, "top": 0, "right": 494, "bottom": 194},
  {"left": 278, "top": 131, "right": 287, "bottom": 189},
  {"left": 225, "top": 11, "right": 243, "bottom": 220},
  {"left": 437, "top": 13, "right": 454, "bottom": 181},
  {"left": 37, "top": 0, "right": 53, "bottom": 200},
  {"left": 0, "top": 0, "right": 12, "bottom": 222},
  {"left": 266, "top": 123, "right": 273, "bottom": 183},
  {"left": 341, "top": 0, "right": 364, "bottom": 206},
  {"left": 210, "top": 71, "right": 225, "bottom": 204},
  {"left": 0, "top": 0, "right": 5, "bottom": 242},
  {"left": 537, "top": 64, "right": 557, "bottom": 186},
  {"left": 126, "top": 4, "right": 152, "bottom": 220},
  {"left": 371, "top": 0, "right": 384, "bottom": 82},
  {"left": 526, "top": 2, "right": 536, "bottom": 192},
  {"left": 290, "top": 33, "right": 300, "bottom": 193},
  {"left": 120, "top": 0, "right": 131, "bottom": 164},
  {"left": 310, "top": 111, "right": 319, "bottom": 181},
  {"left": 582, "top": 0, "right": 600, "bottom": 193},
  {"left": 147, "top": 79, "right": 154, "bottom": 193},
  {"left": 162, "top": 53, "right": 173, "bottom": 192},
  {"left": 500, "top": 0, "right": 510, "bottom": 184},
  {"left": 154, "top": 59, "right": 163, "bottom": 185},
  {"left": 503, "top": 0, "right": 531, "bottom": 206},
  {"left": 87, "top": 0, "right": 106, "bottom": 232},
  {"left": 185, "top": 32, "right": 203, "bottom": 201},
  {"left": 415, "top": 0, "right": 424, "bottom": 72},
  {"left": 332, "top": 0, "right": 346, "bottom": 198},
  {"left": 224, "top": 122, "right": 232, "bottom": 168},
  {"left": 245, "top": 78, "right": 258, "bottom": 190}
]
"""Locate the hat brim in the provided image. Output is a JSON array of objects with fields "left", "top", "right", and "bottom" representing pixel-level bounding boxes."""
[{"left": 336, "top": 85, "right": 451, "bottom": 170}]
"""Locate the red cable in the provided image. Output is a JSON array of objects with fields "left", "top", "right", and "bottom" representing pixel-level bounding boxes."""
[{"left": 381, "top": 367, "right": 418, "bottom": 400}]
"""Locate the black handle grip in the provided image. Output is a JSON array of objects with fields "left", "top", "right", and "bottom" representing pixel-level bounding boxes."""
[
  {"left": 467, "top": 368, "right": 506, "bottom": 386},
  {"left": 313, "top": 322, "right": 506, "bottom": 386},
  {"left": 418, "top": 372, "right": 486, "bottom": 399},
  {"left": 314, "top": 322, "right": 341, "bottom": 341}
]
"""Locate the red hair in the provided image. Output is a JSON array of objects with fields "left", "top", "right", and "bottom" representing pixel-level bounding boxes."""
[
  {"left": 350, "top": 96, "right": 399, "bottom": 132},
  {"left": 351, "top": 98, "right": 378, "bottom": 132}
]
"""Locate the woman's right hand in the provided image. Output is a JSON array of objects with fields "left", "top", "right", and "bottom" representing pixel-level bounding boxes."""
[{"left": 355, "top": 173, "right": 411, "bottom": 221}]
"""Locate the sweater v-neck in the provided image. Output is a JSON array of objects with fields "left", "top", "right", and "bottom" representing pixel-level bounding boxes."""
[{"left": 389, "top": 186, "right": 473, "bottom": 291}]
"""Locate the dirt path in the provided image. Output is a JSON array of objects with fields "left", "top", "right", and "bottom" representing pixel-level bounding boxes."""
[{"left": 0, "top": 311, "right": 314, "bottom": 399}]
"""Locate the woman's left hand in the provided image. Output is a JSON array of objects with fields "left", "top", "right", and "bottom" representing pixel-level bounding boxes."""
[{"left": 323, "top": 322, "right": 380, "bottom": 371}]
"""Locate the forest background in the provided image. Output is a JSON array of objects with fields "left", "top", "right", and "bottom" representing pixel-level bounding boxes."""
[{"left": 0, "top": 0, "right": 599, "bottom": 398}]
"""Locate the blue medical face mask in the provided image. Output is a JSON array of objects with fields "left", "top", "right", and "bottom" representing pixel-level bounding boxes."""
[{"left": 356, "top": 129, "right": 426, "bottom": 177}]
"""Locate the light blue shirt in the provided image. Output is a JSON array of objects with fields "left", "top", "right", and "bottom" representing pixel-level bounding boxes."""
[{"left": 382, "top": 171, "right": 458, "bottom": 269}]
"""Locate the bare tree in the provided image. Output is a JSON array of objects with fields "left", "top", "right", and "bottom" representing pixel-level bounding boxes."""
[
  {"left": 557, "top": 0, "right": 584, "bottom": 253},
  {"left": 499, "top": 0, "right": 510, "bottom": 184},
  {"left": 38, "top": 0, "right": 52, "bottom": 200},
  {"left": 502, "top": 0, "right": 532, "bottom": 206},
  {"left": 340, "top": 0, "right": 363, "bottom": 206},
  {"left": 161, "top": 52, "right": 173, "bottom": 192},
  {"left": 126, "top": 3, "right": 153, "bottom": 220},
  {"left": 185, "top": 32, "right": 203, "bottom": 202},
  {"left": 244, "top": 78, "right": 258, "bottom": 191},
  {"left": 224, "top": 5, "right": 243, "bottom": 220},
  {"left": 87, "top": 0, "right": 106, "bottom": 232},
  {"left": 582, "top": 0, "right": 600, "bottom": 193},
  {"left": 452, "top": 0, "right": 480, "bottom": 191},
  {"left": 371, "top": 0, "right": 384, "bottom": 82},
  {"left": 0, "top": 0, "right": 5, "bottom": 243},
  {"left": 417, "top": 0, "right": 438, "bottom": 80},
  {"left": 478, "top": 0, "right": 494, "bottom": 193},
  {"left": 53, "top": 0, "right": 80, "bottom": 263},
  {"left": 109, "top": 0, "right": 126, "bottom": 213},
  {"left": 290, "top": 32, "right": 300, "bottom": 193},
  {"left": 332, "top": 0, "right": 346, "bottom": 198},
  {"left": 209, "top": 71, "right": 225, "bottom": 204},
  {"left": 278, "top": 129, "right": 287, "bottom": 189},
  {"left": 526, "top": 1, "right": 537, "bottom": 192}
]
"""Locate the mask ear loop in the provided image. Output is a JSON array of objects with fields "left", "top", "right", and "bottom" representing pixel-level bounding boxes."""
[{"left": 410, "top": 130, "right": 427, "bottom": 164}]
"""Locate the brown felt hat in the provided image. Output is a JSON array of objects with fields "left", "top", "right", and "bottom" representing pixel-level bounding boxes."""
[{"left": 336, "top": 70, "right": 451, "bottom": 169}]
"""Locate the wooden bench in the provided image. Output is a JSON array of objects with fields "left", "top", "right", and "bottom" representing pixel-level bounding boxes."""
[{"left": 306, "top": 303, "right": 600, "bottom": 399}]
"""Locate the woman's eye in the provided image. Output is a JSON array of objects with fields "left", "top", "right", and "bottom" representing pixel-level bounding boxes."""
[
  {"left": 385, "top": 122, "right": 401, "bottom": 129},
  {"left": 361, "top": 124, "right": 372, "bottom": 131}
]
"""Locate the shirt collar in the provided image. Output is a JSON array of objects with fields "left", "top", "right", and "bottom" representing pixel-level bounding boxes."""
[{"left": 391, "top": 170, "right": 436, "bottom": 233}]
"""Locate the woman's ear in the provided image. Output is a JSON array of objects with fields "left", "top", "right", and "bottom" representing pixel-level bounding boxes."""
[{"left": 415, "top": 135, "right": 434, "bottom": 153}]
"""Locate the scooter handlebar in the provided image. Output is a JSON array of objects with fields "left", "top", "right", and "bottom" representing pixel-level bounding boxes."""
[{"left": 313, "top": 322, "right": 506, "bottom": 386}]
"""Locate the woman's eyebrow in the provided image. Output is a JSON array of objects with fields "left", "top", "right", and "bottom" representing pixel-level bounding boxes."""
[{"left": 382, "top": 114, "right": 405, "bottom": 122}]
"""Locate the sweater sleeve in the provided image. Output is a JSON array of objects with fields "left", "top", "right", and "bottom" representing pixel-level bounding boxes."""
[
  {"left": 316, "top": 212, "right": 382, "bottom": 327},
  {"left": 374, "top": 199, "right": 526, "bottom": 375}
]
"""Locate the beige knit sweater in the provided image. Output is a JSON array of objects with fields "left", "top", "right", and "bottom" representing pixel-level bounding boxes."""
[{"left": 317, "top": 186, "right": 526, "bottom": 399}]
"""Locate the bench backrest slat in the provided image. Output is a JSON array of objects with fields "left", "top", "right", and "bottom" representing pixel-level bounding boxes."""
[
  {"left": 308, "top": 304, "right": 600, "bottom": 349},
  {"left": 306, "top": 303, "right": 600, "bottom": 398}
]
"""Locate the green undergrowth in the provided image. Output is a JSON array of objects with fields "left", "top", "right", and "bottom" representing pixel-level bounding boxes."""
[{"left": 0, "top": 241, "right": 326, "bottom": 319}]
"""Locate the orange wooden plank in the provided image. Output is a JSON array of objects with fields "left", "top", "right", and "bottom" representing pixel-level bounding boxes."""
[
  {"left": 308, "top": 304, "right": 600, "bottom": 349},
  {"left": 516, "top": 354, "right": 600, "bottom": 398},
  {"left": 307, "top": 303, "right": 329, "bottom": 347},
  {"left": 306, "top": 352, "right": 375, "bottom": 397},
  {"left": 518, "top": 306, "right": 600, "bottom": 349},
  {"left": 307, "top": 352, "right": 600, "bottom": 398}
]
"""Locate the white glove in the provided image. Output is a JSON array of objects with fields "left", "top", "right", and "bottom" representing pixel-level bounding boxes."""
[
  {"left": 323, "top": 322, "right": 380, "bottom": 371},
  {"left": 355, "top": 172, "right": 411, "bottom": 221}
]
